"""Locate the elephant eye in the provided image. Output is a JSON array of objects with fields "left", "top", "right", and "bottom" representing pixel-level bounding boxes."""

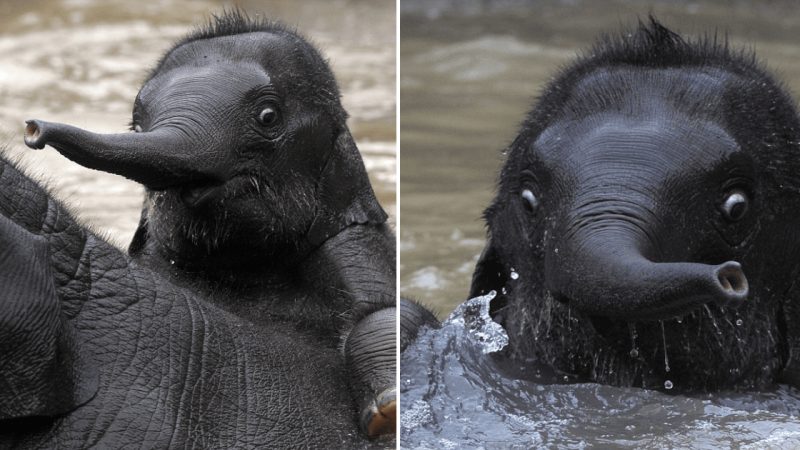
[
  {"left": 522, "top": 189, "right": 539, "bottom": 212},
  {"left": 721, "top": 189, "right": 749, "bottom": 222},
  {"left": 258, "top": 106, "right": 280, "bottom": 127}
]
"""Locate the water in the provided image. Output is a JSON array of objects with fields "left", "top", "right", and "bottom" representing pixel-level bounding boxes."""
[
  {"left": 400, "top": 0, "right": 800, "bottom": 316},
  {"left": 449, "top": 290, "right": 509, "bottom": 354},
  {"left": 401, "top": 293, "right": 800, "bottom": 448},
  {"left": 400, "top": 1, "right": 800, "bottom": 447},
  {"left": 0, "top": 0, "right": 396, "bottom": 248}
]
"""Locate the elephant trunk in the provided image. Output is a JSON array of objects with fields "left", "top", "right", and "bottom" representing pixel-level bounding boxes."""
[
  {"left": 344, "top": 307, "right": 397, "bottom": 437},
  {"left": 24, "top": 119, "right": 225, "bottom": 190},
  {"left": 545, "top": 226, "right": 748, "bottom": 320}
]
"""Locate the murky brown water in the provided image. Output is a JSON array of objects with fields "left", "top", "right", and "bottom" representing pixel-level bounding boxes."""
[
  {"left": 0, "top": 0, "right": 395, "bottom": 249},
  {"left": 400, "top": 0, "right": 800, "bottom": 317}
]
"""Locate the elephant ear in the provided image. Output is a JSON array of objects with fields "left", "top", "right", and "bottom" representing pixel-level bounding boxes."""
[
  {"left": 470, "top": 233, "right": 507, "bottom": 298},
  {"left": 781, "top": 349, "right": 800, "bottom": 387},
  {"left": 779, "top": 281, "right": 800, "bottom": 387},
  {"left": 470, "top": 233, "right": 513, "bottom": 323},
  {"left": 470, "top": 182, "right": 531, "bottom": 318},
  {"left": 307, "top": 128, "right": 387, "bottom": 246},
  {"left": 128, "top": 206, "right": 149, "bottom": 256}
]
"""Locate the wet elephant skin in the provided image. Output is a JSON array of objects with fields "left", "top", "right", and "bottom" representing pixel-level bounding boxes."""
[{"left": 470, "top": 19, "right": 800, "bottom": 392}]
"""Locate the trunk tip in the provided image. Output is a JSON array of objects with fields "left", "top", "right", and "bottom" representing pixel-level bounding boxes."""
[
  {"left": 715, "top": 261, "right": 749, "bottom": 301},
  {"left": 24, "top": 120, "right": 46, "bottom": 149}
]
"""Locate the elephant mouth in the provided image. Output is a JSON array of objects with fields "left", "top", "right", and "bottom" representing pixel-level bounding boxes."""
[
  {"left": 180, "top": 181, "right": 225, "bottom": 208},
  {"left": 177, "top": 175, "right": 265, "bottom": 209}
]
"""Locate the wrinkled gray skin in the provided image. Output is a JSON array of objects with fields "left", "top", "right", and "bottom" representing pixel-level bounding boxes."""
[
  {"left": 2, "top": 13, "right": 394, "bottom": 448},
  {"left": 467, "top": 20, "right": 800, "bottom": 392}
]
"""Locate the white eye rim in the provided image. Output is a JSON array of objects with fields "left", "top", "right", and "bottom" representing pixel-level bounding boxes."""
[
  {"left": 522, "top": 189, "right": 539, "bottom": 211},
  {"left": 258, "top": 106, "right": 279, "bottom": 126},
  {"left": 133, "top": 124, "right": 143, "bottom": 133},
  {"left": 721, "top": 189, "right": 749, "bottom": 221}
]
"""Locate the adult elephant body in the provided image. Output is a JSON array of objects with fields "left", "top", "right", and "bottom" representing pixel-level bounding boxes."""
[{"left": 0, "top": 157, "right": 369, "bottom": 448}]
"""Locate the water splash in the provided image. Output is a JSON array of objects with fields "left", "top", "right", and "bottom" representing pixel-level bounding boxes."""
[
  {"left": 449, "top": 290, "right": 508, "bottom": 354},
  {"left": 401, "top": 313, "right": 800, "bottom": 447}
]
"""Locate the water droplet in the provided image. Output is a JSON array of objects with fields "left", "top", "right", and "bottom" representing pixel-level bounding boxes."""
[
  {"left": 664, "top": 380, "right": 673, "bottom": 390},
  {"left": 448, "top": 291, "right": 508, "bottom": 353},
  {"left": 510, "top": 270, "right": 519, "bottom": 280},
  {"left": 661, "top": 321, "right": 670, "bottom": 373},
  {"left": 736, "top": 319, "right": 743, "bottom": 326},
  {"left": 501, "top": 287, "right": 507, "bottom": 295},
  {"left": 563, "top": 375, "right": 569, "bottom": 382},
  {"left": 628, "top": 323, "right": 639, "bottom": 358},
  {"left": 169, "top": 259, "right": 175, "bottom": 265}
]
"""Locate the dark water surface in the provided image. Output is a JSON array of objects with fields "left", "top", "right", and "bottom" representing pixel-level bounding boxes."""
[
  {"left": 402, "top": 293, "right": 800, "bottom": 448},
  {"left": 400, "top": 1, "right": 800, "bottom": 448},
  {"left": 0, "top": 0, "right": 396, "bottom": 247}
]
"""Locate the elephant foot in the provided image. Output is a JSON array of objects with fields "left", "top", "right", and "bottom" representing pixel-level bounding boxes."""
[{"left": 360, "top": 387, "right": 396, "bottom": 438}]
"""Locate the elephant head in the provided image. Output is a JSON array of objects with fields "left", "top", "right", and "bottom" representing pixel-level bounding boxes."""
[
  {"left": 472, "top": 19, "right": 800, "bottom": 391},
  {"left": 24, "top": 12, "right": 386, "bottom": 269}
]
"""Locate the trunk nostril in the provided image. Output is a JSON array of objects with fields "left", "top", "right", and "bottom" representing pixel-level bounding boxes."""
[
  {"left": 715, "top": 262, "right": 748, "bottom": 297},
  {"left": 24, "top": 120, "right": 45, "bottom": 149},
  {"left": 25, "top": 121, "right": 39, "bottom": 139}
]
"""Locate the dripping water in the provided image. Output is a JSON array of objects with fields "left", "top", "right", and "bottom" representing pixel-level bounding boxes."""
[
  {"left": 661, "top": 321, "right": 673, "bottom": 390},
  {"left": 628, "top": 323, "right": 639, "bottom": 358},
  {"left": 661, "top": 321, "right": 670, "bottom": 373},
  {"left": 704, "top": 305, "right": 723, "bottom": 335}
]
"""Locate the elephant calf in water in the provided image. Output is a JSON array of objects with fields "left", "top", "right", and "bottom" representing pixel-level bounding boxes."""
[
  {"left": 6, "top": 11, "right": 395, "bottom": 445},
  {"left": 462, "top": 19, "right": 800, "bottom": 391}
]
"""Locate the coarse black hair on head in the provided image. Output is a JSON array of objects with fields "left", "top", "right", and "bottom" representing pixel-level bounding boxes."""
[
  {"left": 180, "top": 8, "right": 298, "bottom": 46},
  {"left": 145, "top": 9, "right": 300, "bottom": 83},
  {"left": 588, "top": 15, "right": 753, "bottom": 69},
  {"left": 142, "top": 8, "right": 344, "bottom": 116},
  {"left": 520, "top": 16, "right": 768, "bottom": 137}
]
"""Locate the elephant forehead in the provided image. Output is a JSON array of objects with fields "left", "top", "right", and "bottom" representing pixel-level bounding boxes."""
[
  {"left": 154, "top": 32, "right": 308, "bottom": 83},
  {"left": 139, "top": 62, "right": 271, "bottom": 104},
  {"left": 534, "top": 115, "right": 739, "bottom": 181},
  {"left": 567, "top": 66, "right": 732, "bottom": 119}
]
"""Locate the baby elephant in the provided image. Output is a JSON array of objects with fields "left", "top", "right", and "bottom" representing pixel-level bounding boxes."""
[
  {"left": 470, "top": 18, "right": 800, "bottom": 391},
  {"left": 24, "top": 11, "right": 395, "bottom": 438}
]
